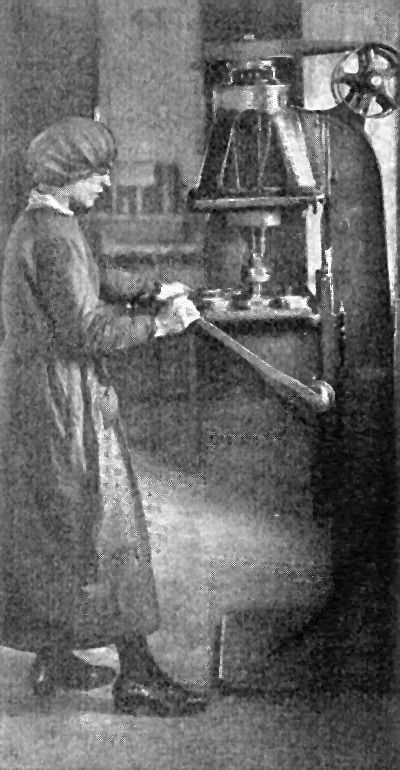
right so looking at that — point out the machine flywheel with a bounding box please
[331,42,399,119]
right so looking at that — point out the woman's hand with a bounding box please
[156,282,191,301]
[154,296,200,337]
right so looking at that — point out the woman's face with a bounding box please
[68,172,111,209]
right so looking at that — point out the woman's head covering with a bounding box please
[26,116,118,188]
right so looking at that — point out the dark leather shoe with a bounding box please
[113,674,209,717]
[31,650,117,696]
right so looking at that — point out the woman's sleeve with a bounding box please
[34,235,155,355]
[98,258,160,303]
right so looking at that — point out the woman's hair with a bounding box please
[26,116,118,188]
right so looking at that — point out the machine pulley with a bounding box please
[331,42,399,119]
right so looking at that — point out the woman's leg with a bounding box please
[113,634,209,717]
[31,631,117,697]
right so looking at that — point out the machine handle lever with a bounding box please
[310,378,335,409]
[196,319,335,415]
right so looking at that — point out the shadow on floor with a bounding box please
[0,642,397,770]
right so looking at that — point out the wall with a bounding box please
[15,0,97,135]
[0,0,98,336]
[98,0,203,189]
[0,0,98,226]
[199,0,301,45]
[0,1,19,245]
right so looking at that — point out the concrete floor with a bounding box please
[1,451,398,769]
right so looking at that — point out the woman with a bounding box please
[0,117,207,717]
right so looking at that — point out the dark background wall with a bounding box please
[4,0,98,220]
[199,0,301,44]
[14,0,98,135]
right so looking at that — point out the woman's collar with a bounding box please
[26,189,74,217]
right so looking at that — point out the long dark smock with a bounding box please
[0,118,161,651]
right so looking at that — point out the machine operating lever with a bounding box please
[196,319,335,415]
